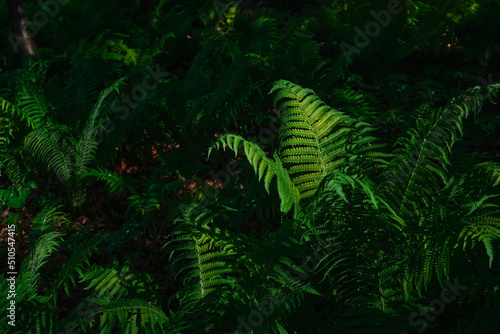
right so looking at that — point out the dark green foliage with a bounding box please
[2,1,500,333]
[23,77,124,208]
[209,80,500,332]
[210,80,387,216]
[0,209,168,334]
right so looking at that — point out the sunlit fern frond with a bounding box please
[271,80,382,198]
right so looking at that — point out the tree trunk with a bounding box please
[5,0,37,56]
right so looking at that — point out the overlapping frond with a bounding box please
[210,80,386,215]
[168,206,238,308]
[75,78,124,177]
[16,81,50,129]
[0,231,63,333]
[209,134,277,192]
[25,125,74,184]
[84,167,136,196]
[382,83,500,219]
[272,79,367,198]
[103,39,141,65]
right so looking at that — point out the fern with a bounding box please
[49,232,105,307]
[209,80,385,214]
[278,82,500,332]
[0,82,47,187]
[166,203,322,333]
[103,39,141,65]
[16,81,50,129]
[167,205,240,316]
[84,167,136,196]
[375,84,500,295]
[0,207,169,333]
[23,78,124,208]
[382,84,500,219]
[271,80,380,196]
[0,231,63,333]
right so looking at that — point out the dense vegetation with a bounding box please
[1,0,500,333]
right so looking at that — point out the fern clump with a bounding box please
[205,79,500,332]
[209,80,386,215]
[0,59,126,208]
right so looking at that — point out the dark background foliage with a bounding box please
[1,0,500,333]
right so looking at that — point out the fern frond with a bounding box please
[0,229,63,332]
[382,83,500,219]
[75,298,168,334]
[24,125,74,183]
[50,232,104,306]
[209,134,277,192]
[16,231,64,301]
[169,223,238,309]
[28,204,69,238]
[209,80,385,214]
[16,81,50,129]
[0,155,26,188]
[85,167,136,196]
[103,39,141,66]
[271,79,380,198]
[75,78,124,177]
